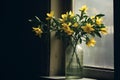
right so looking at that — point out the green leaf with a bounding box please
[83,15,88,18]
[79,38,82,44]
[76,14,81,20]
[87,18,93,23]
[86,37,90,43]
[81,32,86,36]
[95,14,105,18]
[100,24,106,28]
[76,13,83,20]
[73,17,77,22]
[94,31,102,38]
[90,32,95,37]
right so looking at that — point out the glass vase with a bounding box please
[65,43,83,79]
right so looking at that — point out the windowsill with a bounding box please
[41,66,114,80]
[41,76,97,80]
[83,66,114,80]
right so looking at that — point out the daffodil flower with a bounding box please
[86,38,96,47]
[59,13,68,23]
[32,27,43,36]
[73,22,79,27]
[46,11,54,20]
[62,13,68,19]
[79,5,88,13]
[100,27,108,35]
[61,14,68,19]
[30,5,108,47]
[90,16,95,19]
[90,16,95,22]
[81,23,94,33]
[96,17,103,25]
[62,23,71,27]
[62,23,74,35]
[69,11,74,18]
[66,29,74,35]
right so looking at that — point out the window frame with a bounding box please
[69,0,114,79]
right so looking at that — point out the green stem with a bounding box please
[73,40,82,69]
[66,38,82,70]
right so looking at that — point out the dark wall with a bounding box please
[114,0,120,80]
[1,0,50,80]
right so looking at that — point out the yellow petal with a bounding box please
[79,5,88,13]
[100,28,108,35]
[87,38,96,47]
[46,11,54,20]
[81,23,94,33]
[69,11,74,18]
[32,27,43,36]
[96,17,103,25]
[73,22,78,27]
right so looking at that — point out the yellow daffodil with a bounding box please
[62,13,68,19]
[46,11,54,20]
[90,16,95,22]
[62,23,74,35]
[73,22,79,27]
[66,29,74,35]
[79,5,88,13]
[59,13,68,23]
[61,14,67,19]
[62,23,72,27]
[86,38,96,47]
[100,27,108,35]
[81,23,94,33]
[59,18,64,23]
[32,27,43,36]
[69,11,74,18]
[90,16,95,19]
[96,17,103,25]
[62,24,71,32]
[30,5,108,48]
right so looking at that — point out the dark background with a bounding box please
[114,0,120,80]
[1,0,50,80]
[1,0,120,80]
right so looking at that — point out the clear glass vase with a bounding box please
[65,43,83,79]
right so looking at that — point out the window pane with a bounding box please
[73,0,114,69]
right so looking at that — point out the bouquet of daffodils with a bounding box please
[30,5,107,47]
